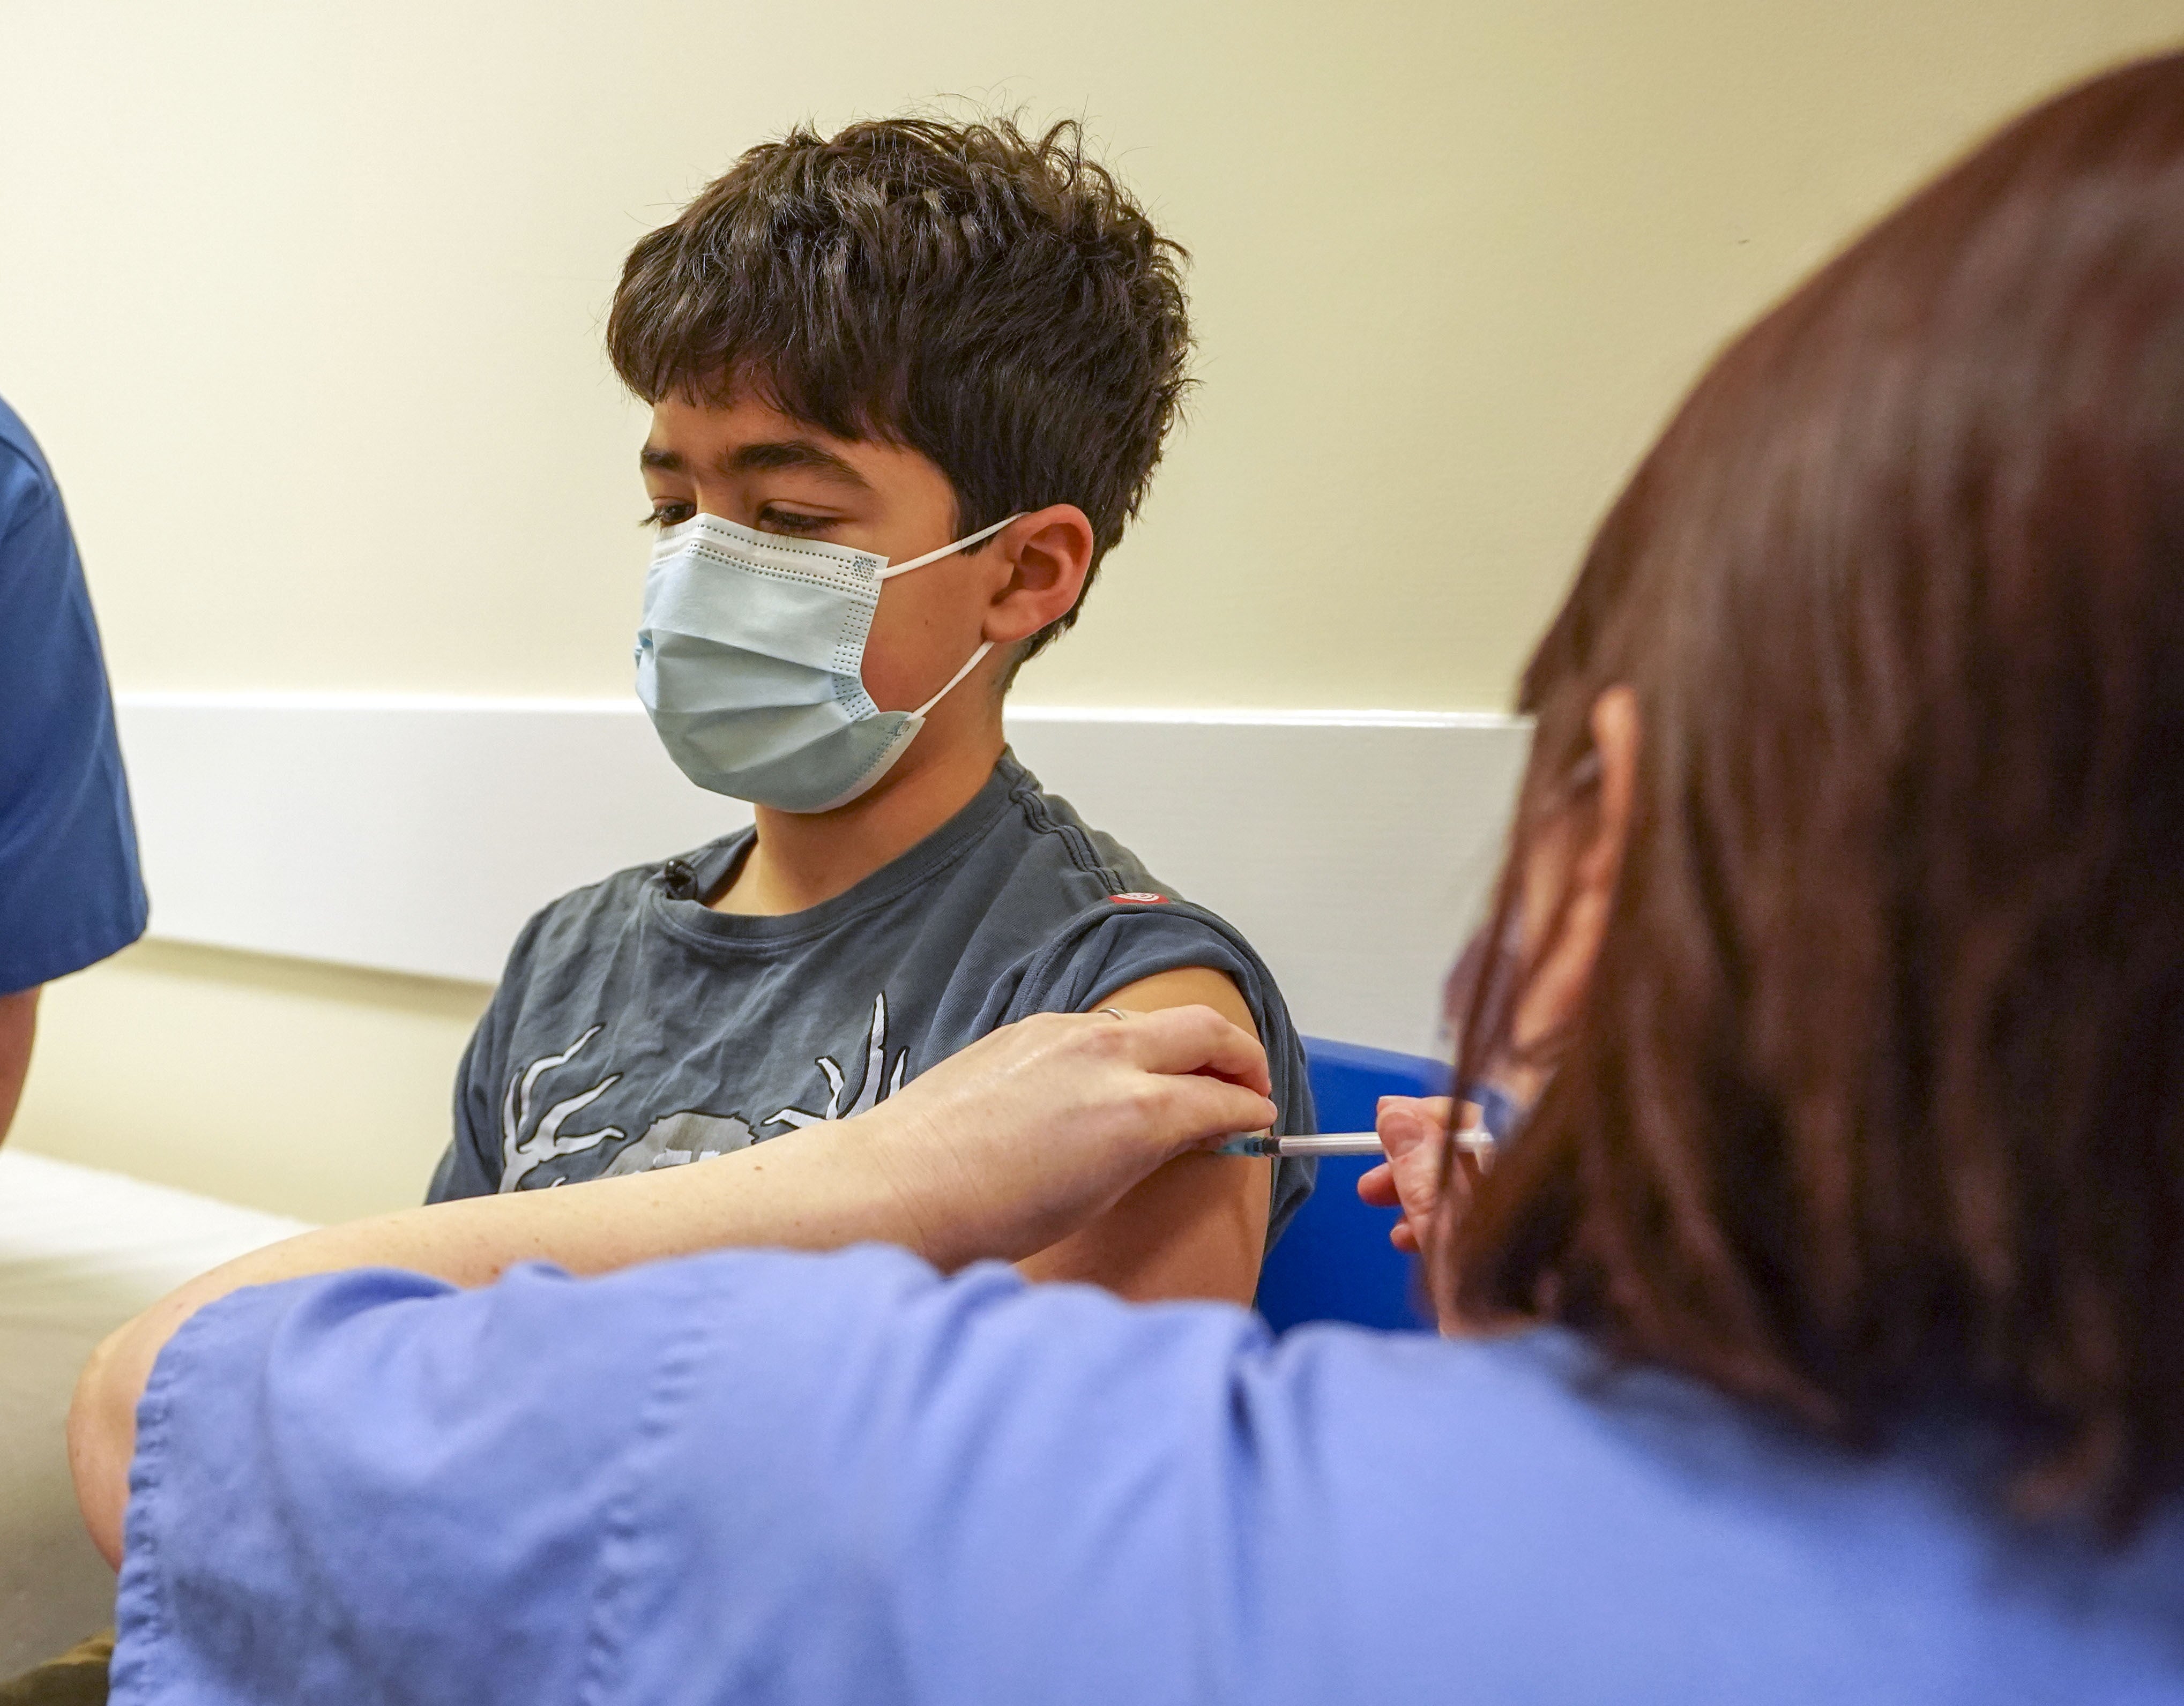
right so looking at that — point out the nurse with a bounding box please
[0,396,146,1145]
[70,49,2184,1704]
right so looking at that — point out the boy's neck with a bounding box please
[710,720,1008,917]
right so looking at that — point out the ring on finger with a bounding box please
[1097,1007,1129,1022]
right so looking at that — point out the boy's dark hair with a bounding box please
[607,114,1192,667]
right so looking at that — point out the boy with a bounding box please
[427,116,1312,1302]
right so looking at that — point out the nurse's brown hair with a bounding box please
[1452,50,2184,1531]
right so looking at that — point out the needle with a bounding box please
[1220,1128,1494,1159]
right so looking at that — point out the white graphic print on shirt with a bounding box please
[767,992,909,1128]
[499,1024,622,1191]
[496,994,907,1193]
[601,1108,757,1177]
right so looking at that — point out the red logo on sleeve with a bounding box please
[1110,892,1169,904]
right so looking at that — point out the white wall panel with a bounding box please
[115,695,1530,1057]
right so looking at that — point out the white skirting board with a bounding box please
[113,694,1531,1058]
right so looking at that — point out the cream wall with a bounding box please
[16,944,488,1225]
[4,1,2181,1218]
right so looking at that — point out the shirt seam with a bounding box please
[110,1300,209,1702]
[1002,767,1131,893]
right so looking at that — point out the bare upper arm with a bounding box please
[1013,966,1274,1306]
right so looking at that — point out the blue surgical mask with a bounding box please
[636,511,1019,812]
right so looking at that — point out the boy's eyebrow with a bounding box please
[721,439,873,489]
[637,437,873,490]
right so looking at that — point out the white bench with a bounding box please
[0,1151,309,1671]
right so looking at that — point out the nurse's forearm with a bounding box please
[69,1119,920,1564]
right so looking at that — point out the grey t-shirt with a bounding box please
[428,751,1315,1241]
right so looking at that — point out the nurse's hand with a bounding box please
[1357,1095,1473,1257]
[847,1005,1277,1272]
[1358,1095,1477,1333]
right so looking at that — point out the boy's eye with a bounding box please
[757,506,833,536]
[641,502,696,530]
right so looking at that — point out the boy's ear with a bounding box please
[982,505,1095,645]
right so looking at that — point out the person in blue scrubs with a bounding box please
[0,394,146,1143]
[65,51,2184,1706]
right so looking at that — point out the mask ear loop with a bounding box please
[875,513,1023,580]
[912,641,995,717]
[875,513,1021,715]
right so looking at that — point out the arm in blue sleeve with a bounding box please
[113,1245,1294,1706]
[0,451,145,990]
[114,1262,684,1704]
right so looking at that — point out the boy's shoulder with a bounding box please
[957,751,1174,910]
[508,750,1171,973]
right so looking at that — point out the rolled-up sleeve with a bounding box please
[992,899,1319,1239]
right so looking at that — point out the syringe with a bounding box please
[1220,1127,1495,1159]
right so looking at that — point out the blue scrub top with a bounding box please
[0,394,146,991]
[111,1243,2184,1704]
